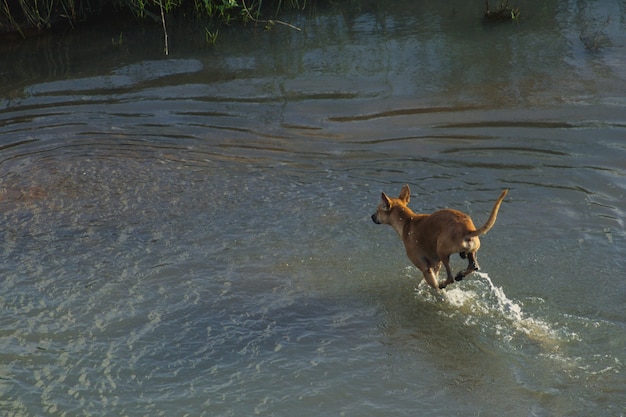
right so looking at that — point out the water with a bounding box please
[1,1,625,416]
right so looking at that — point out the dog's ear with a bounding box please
[399,184,410,204]
[381,192,392,210]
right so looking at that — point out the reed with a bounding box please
[122,0,303,54]
[1,0,62,36]
[0,0,308,37]
[483,0,520,22]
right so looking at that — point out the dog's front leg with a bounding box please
[420,267,441,290]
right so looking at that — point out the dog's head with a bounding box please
[371,184,411,224]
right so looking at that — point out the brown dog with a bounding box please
[371,185,508,290]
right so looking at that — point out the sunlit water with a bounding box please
[1,1,625,416]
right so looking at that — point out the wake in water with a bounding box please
[410,268,625,410]
[412,269,564,350]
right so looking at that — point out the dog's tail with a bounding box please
[466,189,508,238]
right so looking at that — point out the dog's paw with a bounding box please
[454,273,464,282]
[438,283,447,289]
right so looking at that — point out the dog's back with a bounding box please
[405,208,477,262]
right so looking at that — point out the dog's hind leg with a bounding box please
[469,252,480,271]
[455,252,480,281]
[440,256,456,289]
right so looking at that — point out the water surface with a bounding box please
[1,1,625,416]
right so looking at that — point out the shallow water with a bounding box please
[1,1,625,416]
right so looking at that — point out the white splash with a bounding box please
[479,272,563,350]
[477,272,524,322]
[413,269,563,350]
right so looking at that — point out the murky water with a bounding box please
[1,1,625,416]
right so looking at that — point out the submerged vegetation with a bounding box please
[0,0,306,39]
[2,0,524,53]
[483,0,519,22]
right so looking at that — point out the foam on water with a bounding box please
[412,269,565,351]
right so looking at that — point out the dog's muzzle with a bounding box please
[371,213,381,224]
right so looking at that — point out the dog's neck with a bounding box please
[389,205,421,237]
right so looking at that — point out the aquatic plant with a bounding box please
[0,0,110,36]
[134,0,302,54]
[483,0,520,22]
[0,0,304,38]
[111,30,123,46]
[204,26,218,45]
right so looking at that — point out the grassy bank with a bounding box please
[0,0,309,38]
